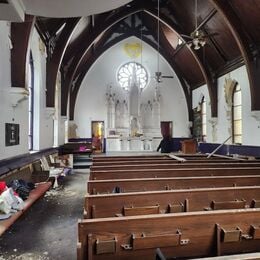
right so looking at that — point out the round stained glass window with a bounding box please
[117,62,148,90]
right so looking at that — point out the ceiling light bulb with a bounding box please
[193,38,199,45]
[178,38,183,45]
[193,40,200,50]
[195,30,200,37]
[200,39,206,46]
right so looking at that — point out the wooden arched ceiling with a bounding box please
[30,0,260,120]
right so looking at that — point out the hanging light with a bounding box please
[191,0,206,50]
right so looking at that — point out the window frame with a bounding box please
[117,62,148,90]
[28,51,34,151]
[201,97,207,142]
[232,84,242,144]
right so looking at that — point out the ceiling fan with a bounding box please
[180,0,218,50]
[153,0,174,83]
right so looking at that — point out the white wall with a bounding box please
[74,36,190,138]
[0,21,29,160]
[193,66,260,146]
[30,28,55,150]
[0,24,62,160]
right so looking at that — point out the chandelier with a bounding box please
[188,30,207,50]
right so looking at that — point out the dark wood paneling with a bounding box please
[11,15,35,88]
[229,0,260,45]
[174,47,204,85]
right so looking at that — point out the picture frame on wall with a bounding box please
[5,123,20,146]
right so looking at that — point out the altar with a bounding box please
[106,136,161,152]
[105,63,162,152]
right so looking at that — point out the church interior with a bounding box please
[1,0,260,259]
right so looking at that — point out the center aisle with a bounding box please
[0,169,89,260]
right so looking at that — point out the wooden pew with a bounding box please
[0,182,52,236]
[59,142,93,156]
[90,162,260,171]
[92,155,168,162]
[89,167,260,180]
[77,209,260,260]
[84,186,260,218]
[91,159,259,166]
[92,154,235,163]
[87,175,260,194]
[0,163,52,236]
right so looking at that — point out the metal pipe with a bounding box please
[207,136,232,158]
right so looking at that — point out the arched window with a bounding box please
[232,84,242,144]
[117,62,148,90]
[28,51,34,151]
[201,97,207,141]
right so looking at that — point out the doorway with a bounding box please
[160,121,173,137]
[91,121,104,153]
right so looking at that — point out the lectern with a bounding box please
[181,139,197,154]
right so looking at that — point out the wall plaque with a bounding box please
[5,123,19,146]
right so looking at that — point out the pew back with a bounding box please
[90,162,260,171]
[90,167,260,180]
[88,175,260,194]
[84,186,260,218]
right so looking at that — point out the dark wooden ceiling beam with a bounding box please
[46,18,80,108]
[61,3,144,117]
[144,7,218,117]
[11,15,35,88]
[210,0,260,111]
[197,9,217,31]
[69,33,128,119]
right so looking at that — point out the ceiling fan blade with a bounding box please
[203,32,219,38]
[180,34,193,40]
[161,75,174,78]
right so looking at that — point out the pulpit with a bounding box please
[181,139,197,154]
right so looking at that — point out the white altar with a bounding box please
[105,63,162,152]
[106,136,161,152]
